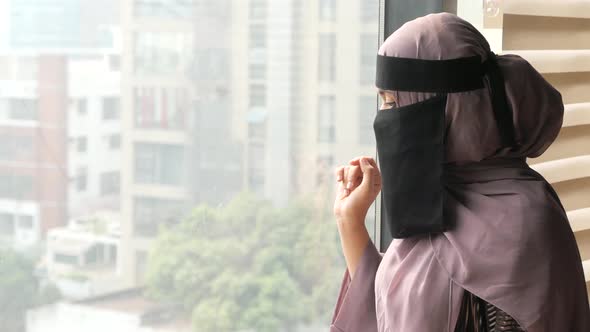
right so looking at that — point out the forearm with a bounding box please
[337,217,371,279]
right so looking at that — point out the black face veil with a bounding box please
[373,52,515,238]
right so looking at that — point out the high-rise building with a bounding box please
[120,0,381,285]
[0,55,68,250]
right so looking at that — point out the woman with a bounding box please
[331,13,590,332]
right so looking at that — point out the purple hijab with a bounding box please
[331,13,590,332]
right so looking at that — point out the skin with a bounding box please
[333,90,396,278]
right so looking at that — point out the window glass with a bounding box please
[0,1,382,330]
[102,97,120,120]
[318,33,336,82]
[134,87,188,129]
[318,95,336,143]
[134,143,184,186]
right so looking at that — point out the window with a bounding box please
[18,215,33,229]
[319,0,336,22]
[249,84,266,107]
[77,137,87,153]
[134,0,193,19]
[318,96,336,143]
[134,87,188,129]
[249,63,266,80]
[0,213,15,236]
[5,99,38,120]
[361,0,379,22]
[0,174,34,199]
[249,24,266,49]
[54,253,78,266]
[134,31,193,75]
[360,34,377,85]
[100,171,120,195]
[108,135,121,149]
[134,143,184,186]
[249,0,267,20]
[102,97,120,120]
[134,197,184,236]
[0,135,34,160]
[318,34,336,82]
[359,96,377,145]
[77,167,87,191]
[78,99,87,115]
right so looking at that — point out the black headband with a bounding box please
[375,52,516,146]
[375,54,485,93]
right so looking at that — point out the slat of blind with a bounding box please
[530,155,590,184]
[528,126,590,165]
[564,103,590,128]
[569,208,590,233]
[504,0,590,19]
[505,50,590,74]
[544,72,590,105]
[503,14,590,50]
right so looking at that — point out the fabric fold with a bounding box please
[330,240,383,332]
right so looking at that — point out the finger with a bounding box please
[335,166,344,182]
[358,157,375,190]
[346,165,362,190]
[350,156,378,169]
[336,180,347,199]
[342,166,350,191]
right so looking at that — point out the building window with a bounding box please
[108,135,121,149]
[360,0,378,23]
[102,97,120,120]
[18,215,33,229]
[318,34,336,82]
[0,213,15,236]
[249,84,266,107]
[54,253,78,266]
[249,63,265,80]
[100,171,120,196]
[360,34,377,85]
[0,175,34,199]
[134,197,184,237]
[249,24,266,49]
[2,99,38,121]
[319,0,336,22]
[318,96,336,143]
[134,143,184,186]
[134,31,193,76]
[359,96,377,145]
[249,0,267,19]
[134,0,193,19]
[77,167,87,191]
[78,99,87,115]
[134,87,188,130]
[77,137,87,153]
[0,135,34,161]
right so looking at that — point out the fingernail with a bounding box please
[346,182,352,189]
[337,175,342,181]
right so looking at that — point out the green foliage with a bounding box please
[146,192,345,331]
[0,249,61,332]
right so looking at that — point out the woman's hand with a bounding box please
[333,156,382,226]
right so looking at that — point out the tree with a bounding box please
[0,249,61,332]
[146,192,345,331]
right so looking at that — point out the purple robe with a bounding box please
[331,13,590,332]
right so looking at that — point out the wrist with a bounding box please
[336,215,367,232]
